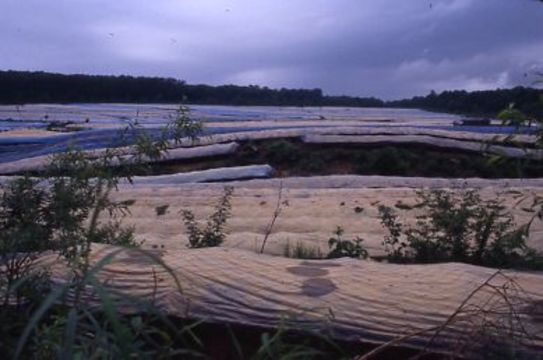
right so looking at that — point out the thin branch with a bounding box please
[260,181,284,254]
[357,270,503,360]
[419,270,502,356]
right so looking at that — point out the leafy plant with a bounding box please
[130,103,202,163]
[378,189,543,269]
[0,102,205,358]
[87,221,141,247]
[0,177,52,354]
[497,103,527,128]
[327,226,368,259]
[182,186,234,248]
[43,148,143,278]
[378,205,405,262]
[155,204,170,216]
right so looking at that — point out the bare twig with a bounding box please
[356,270,535,360]
[422,270,502,351]
[260,181,285,254]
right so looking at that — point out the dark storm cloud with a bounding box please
[1,0,542,99]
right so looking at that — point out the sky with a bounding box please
[1,0,542,100]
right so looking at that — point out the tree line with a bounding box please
[0,70,382,107]
[389,87,543,119]
[0,70,541,118]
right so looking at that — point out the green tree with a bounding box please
[497,103,527,128]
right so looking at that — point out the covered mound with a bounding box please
[106,177,543,257]
[0,126,541,174]
[37,243,543,358]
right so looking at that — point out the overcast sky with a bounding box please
[1,0,542,99]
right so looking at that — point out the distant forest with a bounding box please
[389,87,543,119]
[0,70,382,107]
[0,70,541,117]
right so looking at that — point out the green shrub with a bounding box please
[358,149,376,174]
[378,189,543,269]
[264,140,301,164]
[0,103,206,358]
[0,176,52,354]
[355,147,414,175]
[44,149,142,271]
[155,204,169,216]
[497,104,527,127]
[0,176,53,254]
[298,153,326,173]
[87,221,141,247]
[327,226,368,259]
[182,186,234,248]
[0,160,142,356]
[372,147,411,175]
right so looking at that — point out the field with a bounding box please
[1,104,543,358]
